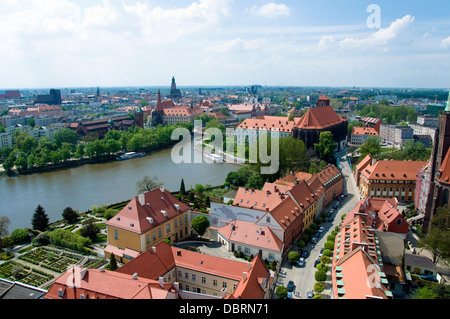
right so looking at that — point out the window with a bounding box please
[396,218,402,226]
[179,217,183,225]
[158,228,162,237]
[175,220,178,228]
[202,277,206,284]
[185,285,189,291]
[114,230,118,240]
[245,247,250,254]
[166,224,171,233]
[153,231,156,240]
[213,280,217,286]
[146,234,150,244]
[222,282,227,289]
[268,253,275,260]
[185,272,189,280]
[192,274,196,281]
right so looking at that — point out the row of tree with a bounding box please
[1,122,194,174]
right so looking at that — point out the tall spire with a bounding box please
[446,90,450,112]
[157,89,162,103]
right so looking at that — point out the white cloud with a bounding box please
[204,37,266,53]
[339,15,415,51]
[441,36,450,49]
[250,3,290,18]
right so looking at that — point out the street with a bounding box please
[275,157,361,299]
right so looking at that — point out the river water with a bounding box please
[0,143,239,231]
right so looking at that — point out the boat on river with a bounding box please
[116,152,145,161]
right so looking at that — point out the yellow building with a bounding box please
[355,155,427,201]
[105,187,191,263]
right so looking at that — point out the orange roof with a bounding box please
[269,196,303,230]
[163,106,203,117]
[352,126,378,136]
[332,247,389,299]
[230,255,271,299]
[106,187,190,234]
[237,116,301,133]
[438,148,450,184]
[274,171,312,187]
[356,154,372,173]
[361,159,427,181]
[44,266,174,299]
[218,220,284,252]
[294,105,347,130]
[233,184,287,211]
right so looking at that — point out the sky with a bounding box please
[0,0,450,89]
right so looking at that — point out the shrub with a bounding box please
[305,228,314,236]
[324,241,335,251]
[317,263,329,273]
[315,270,327,282]
[275,285,288,299]
[323,249,333,257]
[47,228,92,254]
[313,294,323,299]
[297,241,306,248]
[288,251,300,264]
[314,282,325,293]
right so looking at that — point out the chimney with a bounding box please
[132,273,138,280]
[371,157,377,166]
[173,282,179,291]
[242,272,248,282]
[99,265,105,272]
[160,186,165,192]
[159,276,164,289]
[174,204,180,210]
[138,194,145,206]
[80,268,87,280]
[146,217,153,224]
[152,246,156,254]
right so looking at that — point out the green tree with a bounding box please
[314,282,325,293]
[314,131,336,161]
[275,285,288,299]
[53,129,78,147]
[179,179,186,196]
[10,228,30,245]
[245,173,265,190]
[80,220,100,241]
[288,251,300,264]
[108,253,118,271]
[359,136,382,160]
[315,270,327,282]
[62,207,79,224]
[31,205,50,232]
[192,215,209,237]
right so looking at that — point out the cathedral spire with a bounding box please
[445,90,450,112]
[157,89,162,103]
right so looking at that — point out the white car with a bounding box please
[318,226,324,233]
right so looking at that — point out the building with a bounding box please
[235,116,301,146]
[344,197,409,237]
[69,115,139,138]
[360,117,383,133]
[0,133,13,149]
[0,278,46,299]
[423,91,450,232]
[379,124,414,149]
[313,164,344,207]
[292,95,348,150]
[355,155,427,201]
[162,105,204,125]
[115,241,273,299]
[217,220,284,263]
[105,187,191,263]
[34,89,62,105]
[350,127,379,145]
[416,115,438,127]
[168,76,182,99]
[0,90,21,100]
[43,265,178,299]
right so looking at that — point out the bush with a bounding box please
[323,249,333,257]
[275,285,288,299]
[324,241,335,251]
[297,241,305,249]
[315,270,327,282]
[47,228,92,254]
[317,263,329,273]
[314,282,325,293]
[305,228,314,236]
[312,294,323,299]
[288,251,300,264]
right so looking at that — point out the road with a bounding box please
[275,157,361,299]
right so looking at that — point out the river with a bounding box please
[0,143,240,231]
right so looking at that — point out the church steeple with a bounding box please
[445,90,450,112]
[157,89,162,103]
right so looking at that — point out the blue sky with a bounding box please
[0,0,449,89]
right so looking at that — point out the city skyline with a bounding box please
[1,0,450,89]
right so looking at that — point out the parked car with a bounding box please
[297,257,305,267]
[307,291,314,299]
[318,226,325,233]
[314,231,320,238]
[287,281,295,292]
[327,217,333,222]
[314,259,321,267]
[301,250,310,258]
[311,237,318,244]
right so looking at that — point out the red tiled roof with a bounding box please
[360,159,427,181]
[294,105,347,130]
[44,266,174,299]
[105,187,190,234]
[438,148,450,184]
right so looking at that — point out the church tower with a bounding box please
[424,90,450,233]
